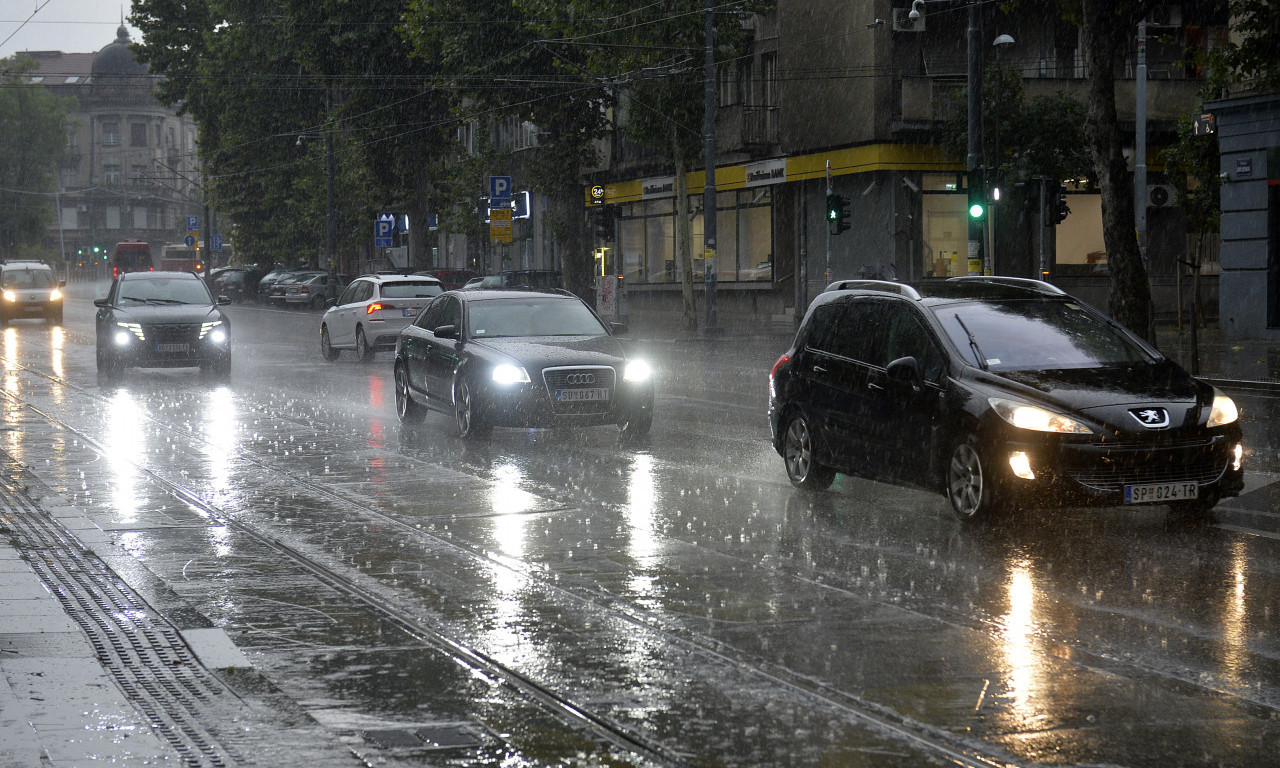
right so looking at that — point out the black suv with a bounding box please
[768,277,1245,520]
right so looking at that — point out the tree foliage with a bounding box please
[1220,0,1280,92]
[0,57,71,259]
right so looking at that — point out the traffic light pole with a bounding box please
[966,0,985,276]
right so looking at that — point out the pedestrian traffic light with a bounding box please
[826,193,851,235]
[1052,182,1070,224]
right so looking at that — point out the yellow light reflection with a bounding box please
[105,389,146,523]
[1221,540,1249,682]
[3,327,18,393]
[1000,560,1045,723]
[50,326,64,380]
[489,462,537,517]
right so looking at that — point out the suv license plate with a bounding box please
[555,388,609,403]
[1124,482,1198,504]
[155,342,189,353]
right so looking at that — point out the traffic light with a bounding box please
[967,170,985,221]
[826,193,850,235]
[1052,182,1070,224]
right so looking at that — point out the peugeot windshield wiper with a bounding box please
[954,314,989,371]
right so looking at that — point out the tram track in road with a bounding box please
[0,342,1033,767]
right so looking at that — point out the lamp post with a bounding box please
[966,0,985,276]
[297,132,336,271]
[991,34,1015,275]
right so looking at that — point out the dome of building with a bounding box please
[91,25,147,80]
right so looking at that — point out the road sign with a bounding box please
[187,215,198,231]
[210,234,223,252]
[489,207,512,243]
[489,175,512,203]
[184,234,196,247]
[375,214,395,248]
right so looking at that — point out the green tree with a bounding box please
[1220,0,1280,91]
[0,58,71,259]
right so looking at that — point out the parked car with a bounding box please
[460,270,563,290]
[0,260,64,325]
[393,288,654,439]
[93,270,231,378]
[255,266,311,301]
[320,274,444,362]
[211,268,251,302]
[285,273,350,310]
[768,277,1245,521]
[265,270,325,307]
[416,269,479,291]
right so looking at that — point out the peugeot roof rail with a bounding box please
[823,279,922,300]
[946,275,1066,295]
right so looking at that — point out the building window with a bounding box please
[717,63,741,107]
[59,165,77,189]
[165,127,175,148]
[106,206,121,229]
[514,120,538,151]
[103,164,121,185]
[187,130,196,151]
[457,121,476,155]
[102,122,120,146]
[131,123,148,147]
[131,164,148,185]
[133,207,148,229]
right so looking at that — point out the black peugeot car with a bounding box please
[393,288,654,439]
[94,271,232,378]
[769,277,1245,520]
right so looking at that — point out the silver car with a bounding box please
[320,274,443,362]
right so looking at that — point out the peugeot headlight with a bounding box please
[199,320,223,340]
[115,321,145,341]
[492,364,530,384]
[2,290,14,303]
[990,397,1092,434]
[623,359,652,383]
[1207,388,1239,427]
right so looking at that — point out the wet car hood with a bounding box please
[110,303,224,324]
[470,334,629,370]
[971,359,1214,431]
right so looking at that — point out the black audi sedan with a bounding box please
[393,288,654,439]
[94,271,232,378]
[769,277,1244,521]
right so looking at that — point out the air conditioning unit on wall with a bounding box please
[1147,184,1176,208]
[892,8,925,32]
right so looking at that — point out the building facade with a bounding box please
[21,26,202,277]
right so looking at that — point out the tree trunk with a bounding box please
[1080,0,1155,344]
[671,125,698,331]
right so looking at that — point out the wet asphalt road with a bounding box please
[2,281,1279,767]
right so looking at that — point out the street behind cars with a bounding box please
[93,270,232,378]
[320,274,444,361]
[768,277,1244,521]
[393,288,654,439]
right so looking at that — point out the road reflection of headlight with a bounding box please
[624,359,652,382]
[492,364,529,384]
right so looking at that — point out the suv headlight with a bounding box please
[115,321,145,341]
[989,397,1092,434]
[199,320,224,340]
[1207,388,1239,427]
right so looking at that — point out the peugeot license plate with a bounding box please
[1124,482,1198,504]
[155,342,189,353]
[555,388,609,402]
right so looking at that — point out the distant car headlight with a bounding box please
[989,397,1092,434]
[1207,389,1239,427]
[115,321,145,341]
[623,359,652,382]
[2,290,14,303]
[492,364,530,384]
[49,288,62,301]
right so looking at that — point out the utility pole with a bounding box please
[1135,19,1148,266]
[967,0,985,275]
[702,0,719,331]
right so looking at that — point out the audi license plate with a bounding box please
[1124,482,1198,504]
[154,342,189,353]
[555,388,609,403]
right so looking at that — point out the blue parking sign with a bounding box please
[375,214,395,247]
[489,175,512,203]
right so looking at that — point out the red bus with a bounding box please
[159,244,204,274]
[111,240,153,278]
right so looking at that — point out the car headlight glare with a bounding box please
[491,364,530,384]
[115,321,145,341]
[208,329,227,344]
[49,288,62,301]
[199,320,223,339]
[990,397,1092,434]
[623,359,652,382]
[113,330,132,346]
[2,290,14,303]
[1207,390,1239,427]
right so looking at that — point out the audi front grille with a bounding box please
[542,365,616,415]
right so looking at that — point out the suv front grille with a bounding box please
[144,323,200,344]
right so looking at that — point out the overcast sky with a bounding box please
[1,1,140,59]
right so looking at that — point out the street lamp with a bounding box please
[990,34,1015,275]
[298,132,336,271]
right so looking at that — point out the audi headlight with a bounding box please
[49,288,62,301]
[1207,388,1239,427]
[492,364,530,384]
[2,290,14,303]
[115,321,145,341]
[623,359,652,383]
[990,397,1092,434]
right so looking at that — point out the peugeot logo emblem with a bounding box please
[565,373,596,385]
[1129,407,1170,429]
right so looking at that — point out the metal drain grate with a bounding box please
[363,722,489,751]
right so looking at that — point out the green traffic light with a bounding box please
[969,202,985,219]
